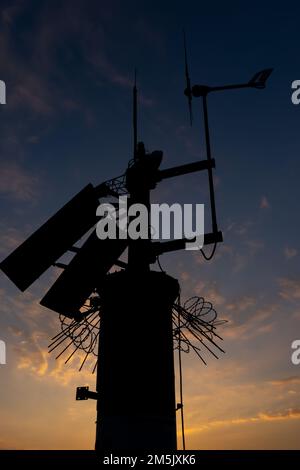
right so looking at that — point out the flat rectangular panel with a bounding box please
[0,184,99,291]
[40,231,128,318]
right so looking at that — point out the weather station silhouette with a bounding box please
[0,36,273,451]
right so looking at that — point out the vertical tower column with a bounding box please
[95,270,179,451]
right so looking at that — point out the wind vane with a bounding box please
[0,35,272,451]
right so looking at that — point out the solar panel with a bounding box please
[0,184,100,291]
[40,231,128,318]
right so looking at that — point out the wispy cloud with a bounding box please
[269,376,300,386]
[194,280,226,307]
[16,340,95,386]
[88,50,154,107]
[11,80,53,116]
[278,278,300,301]
[184,408,300,435]
[223,304,277,340]
[0,225,24,255]
[226,296,256,313]
[284,247,298,260]
[260,195,270,209]
[89,53,133,88]
[225,220,253,236]
[0,285,96,386]
[0,162,38,201]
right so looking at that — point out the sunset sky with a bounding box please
[1,0,300,450]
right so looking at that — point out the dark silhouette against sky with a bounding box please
[0,0,300,450]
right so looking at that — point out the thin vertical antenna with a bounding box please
[133,69,138,160]
[183,30,193,126]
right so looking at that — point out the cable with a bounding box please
[156,256,164,272]
[171,294,226,448]
[200,241,217,261]
[177,294,186,450]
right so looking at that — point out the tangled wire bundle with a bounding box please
[172,296,227,365]
[48,295,226,371]
[48,299,100,373]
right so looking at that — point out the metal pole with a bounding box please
[202,94,218,234]
[133,69,138,161]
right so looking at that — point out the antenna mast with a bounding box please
[183,30,193,126]
[133,69,138,160]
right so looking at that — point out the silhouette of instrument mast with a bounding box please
[0,42,272,450]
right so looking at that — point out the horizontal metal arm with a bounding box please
[209,83,251,93]
[76,386,98,401]
[151,230,223,257]
[157,159,215,181]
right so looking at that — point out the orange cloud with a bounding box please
[223,304,276,341]
[270,376,300,386]
[182,408,300,436]
[13,330,97,386]
[278,278,300,300]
